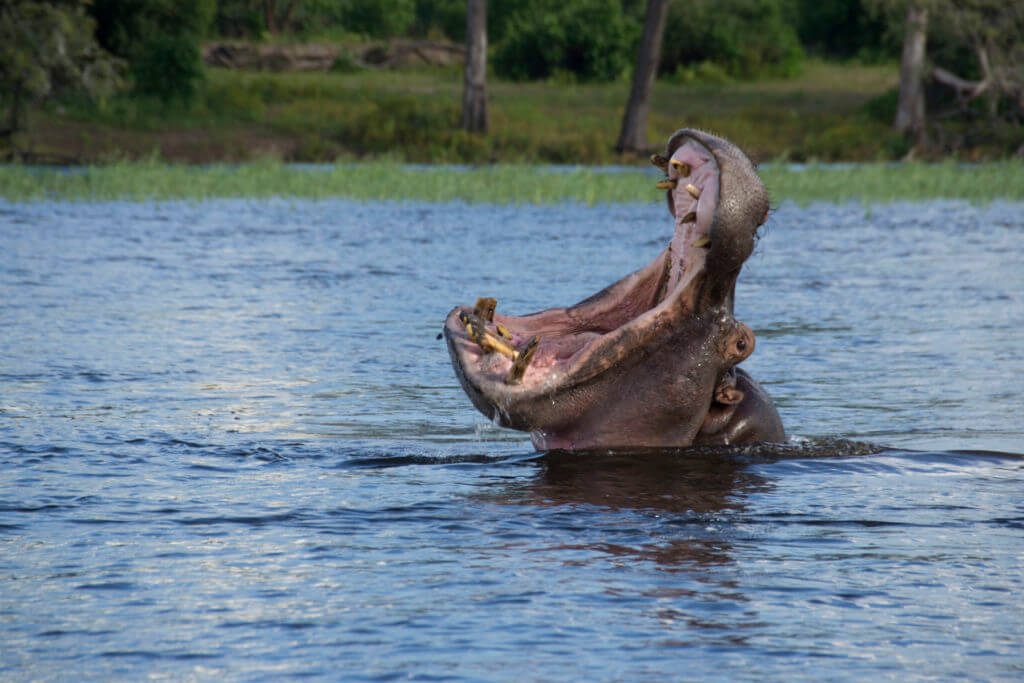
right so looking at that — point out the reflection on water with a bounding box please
[522,449,765,514]
[1,197,1023,679]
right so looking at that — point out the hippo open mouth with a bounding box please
[443,129,784,451]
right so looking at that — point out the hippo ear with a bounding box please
[715,385,745,405]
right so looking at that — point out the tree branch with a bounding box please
[931,66,990,100]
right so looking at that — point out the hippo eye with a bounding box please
[736,338,748,353]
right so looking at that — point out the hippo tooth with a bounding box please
[685,183,701,199]
[650,154,670,172]
[656,178,677,190]
[670,159,691,176]
[496,323,512,339]
[681,211,697,223]
[460,310,518,359]
[692,236,711,248]
[473,297,497,322]
[505,335,539,385]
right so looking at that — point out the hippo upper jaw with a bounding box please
[444,130,769,450]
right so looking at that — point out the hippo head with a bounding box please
[443,129,781,450]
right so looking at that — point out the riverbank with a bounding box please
[17,60,933,165]
[3,160,1022,203]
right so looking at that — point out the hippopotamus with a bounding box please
[443,129,785,450]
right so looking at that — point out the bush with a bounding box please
[794,0,894,61]
[92,0,214,104]
[212,0,263,38]
[130,34,205,103]
[659,0,804,79]
[329,94,460,155]
[411,0,466,42]
[340,0,414,38]
[863,88,898,123]
[493,0,639,82]
[667,61,734,86]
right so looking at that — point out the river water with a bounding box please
[1,196,1022,680]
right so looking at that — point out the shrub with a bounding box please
[659,0,804,79]
[329,94,460,155]
[794,0,893,61]
[340,0,414,38]
[91,0,214,104]
[412,0,466,42]
[493,0,639,82]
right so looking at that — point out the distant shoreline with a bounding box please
[9,59,1021,167]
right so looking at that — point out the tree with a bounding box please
[0,0,120,158]
[262,0,299,34]
[462,0,487,133]
[878,0,1024,148]
[927,1,1024,121]
[616,0,670,154]
[894,5,927,142]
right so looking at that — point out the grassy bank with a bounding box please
[2,159,1022,203]
[20,60,949,165]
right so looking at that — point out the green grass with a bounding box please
[2,159,1022,203]
[20,58,1024,165]
[23,59,943,165]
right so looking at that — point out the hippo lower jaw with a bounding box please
[444,129,782,450]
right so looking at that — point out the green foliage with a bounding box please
[411,0,466,41]
[41,60,1023,164]
[794,0,894,61]
[493,0,639,82]
[131,34,205,103]
[212,0,263,38]
[340,0,415,38]
[329,51,362,74]
[326,93,459,153]
[666,61,734,86]
[871,0,1024,129]
[91,0,214,104]
[863,88,898,123]
[659,0,804,79]
[0,0,120,141]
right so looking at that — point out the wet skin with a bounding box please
[444,129,785,450]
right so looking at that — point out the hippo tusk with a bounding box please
[650,154,670,173]
[685,183,701,199]
[505,336,539,385]
[473,297,497,322]
[681,211,697,224]
[692,236,711,248]
[459,310,519,359]
[670,159,691,176]
[656,178,678,190]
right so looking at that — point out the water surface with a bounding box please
[1,197,1022,679]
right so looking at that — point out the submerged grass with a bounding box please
[2,159,1022,204]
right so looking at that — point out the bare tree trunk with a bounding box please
[462,0,487,133]
[280,0,298,33]
[263,0,277,34]
[894,5,928,143]
[616,0,670,154]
